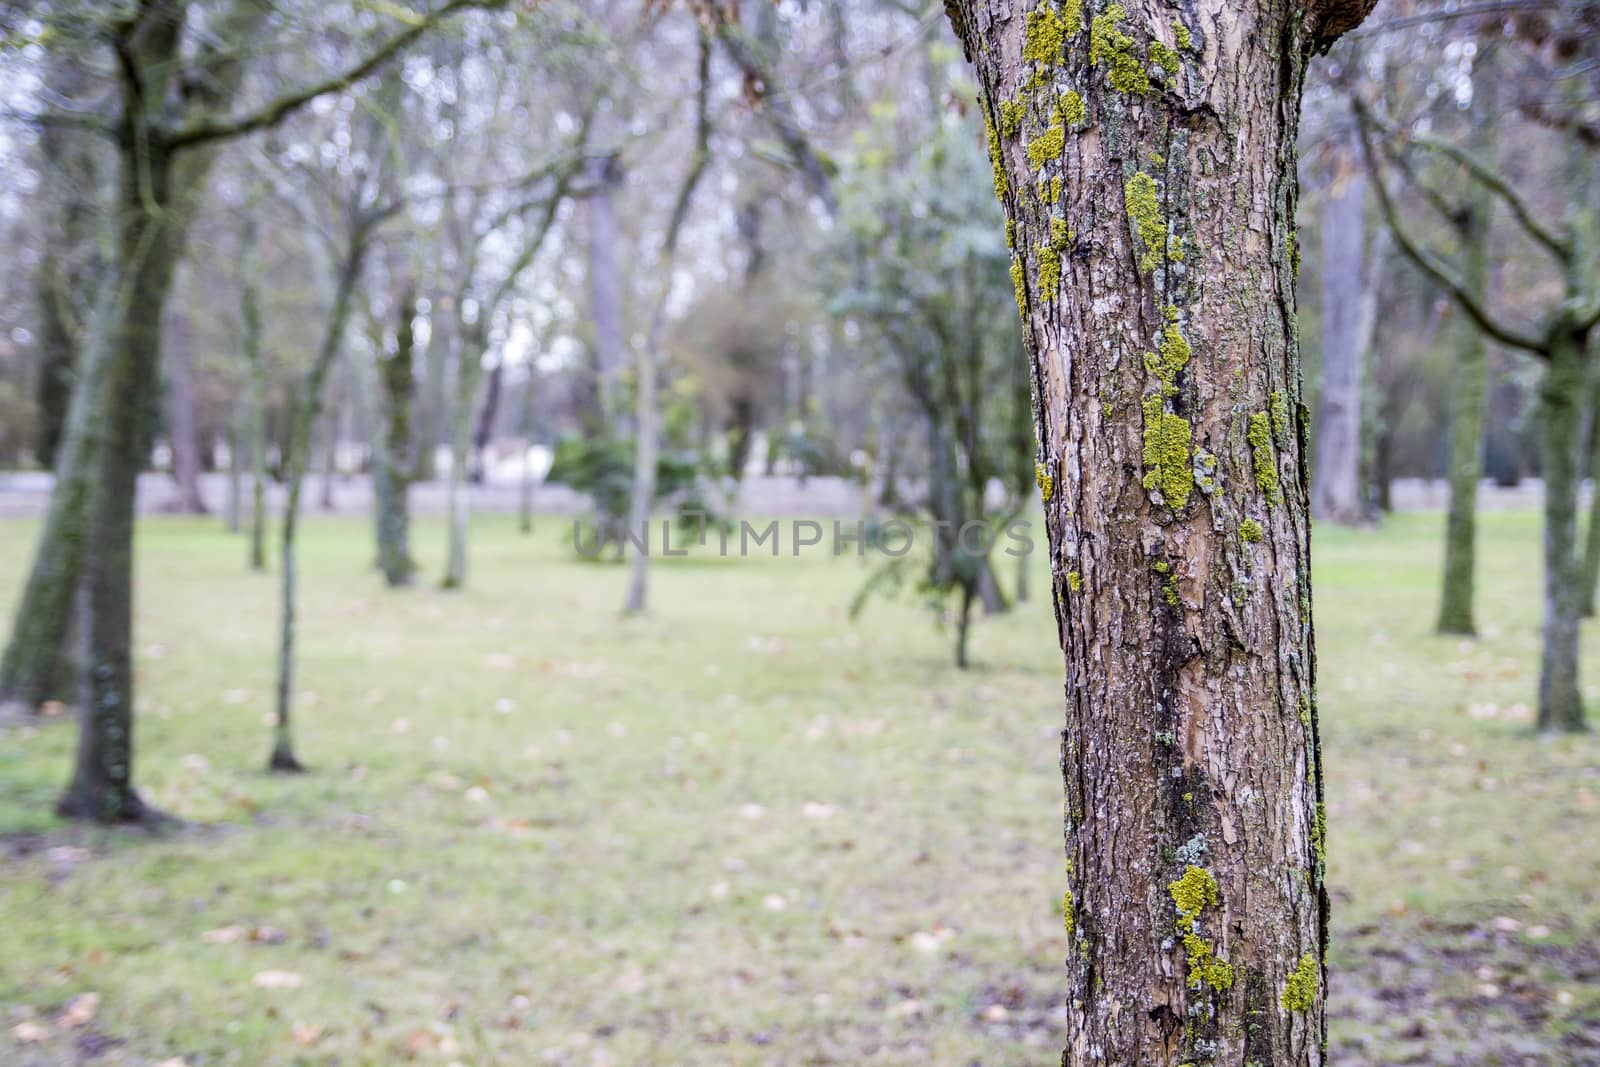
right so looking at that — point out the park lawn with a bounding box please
[0,508,1597,1065]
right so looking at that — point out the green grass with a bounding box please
[0,509,1597,1065]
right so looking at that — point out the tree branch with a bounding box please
[707,3,837,215]
[1368,108,1570,262]
[1356,101,1548,355]
[166,0,505,151]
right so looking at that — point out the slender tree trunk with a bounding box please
[1435,69,1496,635]
[1435,189,1492,635]
[318,400,339,511]
[1537,330,1587,733]
[585,154,626,435]
[33,248,80,472]
[413,313,445,483]
[226,403,244,533]
[945,0,1372,1058]
[165,305,209,514]
[954,581,973,669]
[241,214,270,572]
[471,360,503,483]
[623,35,711,615]
[622,341,657,614]
[1580,360,1600,616]
[377,288,418,586]
[519,372,537,534]
[272,231,369,772]
[441,333,485,590]
[1313,132,1367,524]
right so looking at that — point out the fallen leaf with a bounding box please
[55,992,99,1028]
[288,1021,323,1047]
[252,971,303,990]
[12,1020,49,1043]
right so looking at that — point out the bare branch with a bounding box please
[1367,108,1570,262]
[166,0,505,151]
[1346,0,1559,38]
[707,4,837,215]
[1355,100,1548,355]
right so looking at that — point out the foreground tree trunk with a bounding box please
[946,0,1374,1060]
[1312,131,1368,524]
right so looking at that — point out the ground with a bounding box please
[0,509,1597,1066]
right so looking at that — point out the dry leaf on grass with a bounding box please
[252,971,303,990]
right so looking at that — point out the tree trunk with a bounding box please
[441,332,485,590]
[622,339,657,615]
[165,305,209,514]
[1580,362,1600,616]
[519,372,537,534]
[1435,174,1493,635]
[954,581,973,670]
[33,248,80,472]
[58,142,184,821]
[945,0,1371,1059]
[240,213,270,572]
[0,288,115,714]
[272,230,368,772]
[585,153,626,434]
[318,398,339,511]
[471,360,503,483]
[226,404,244,533]
[1312,132,1366,524]
[1435,66,1496,635]
[413,312,446,483]
[377,288,418,586]
[1537,330,1587,733]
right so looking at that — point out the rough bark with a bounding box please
[1312,133,1367,524]
[944,0,1373,1059]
